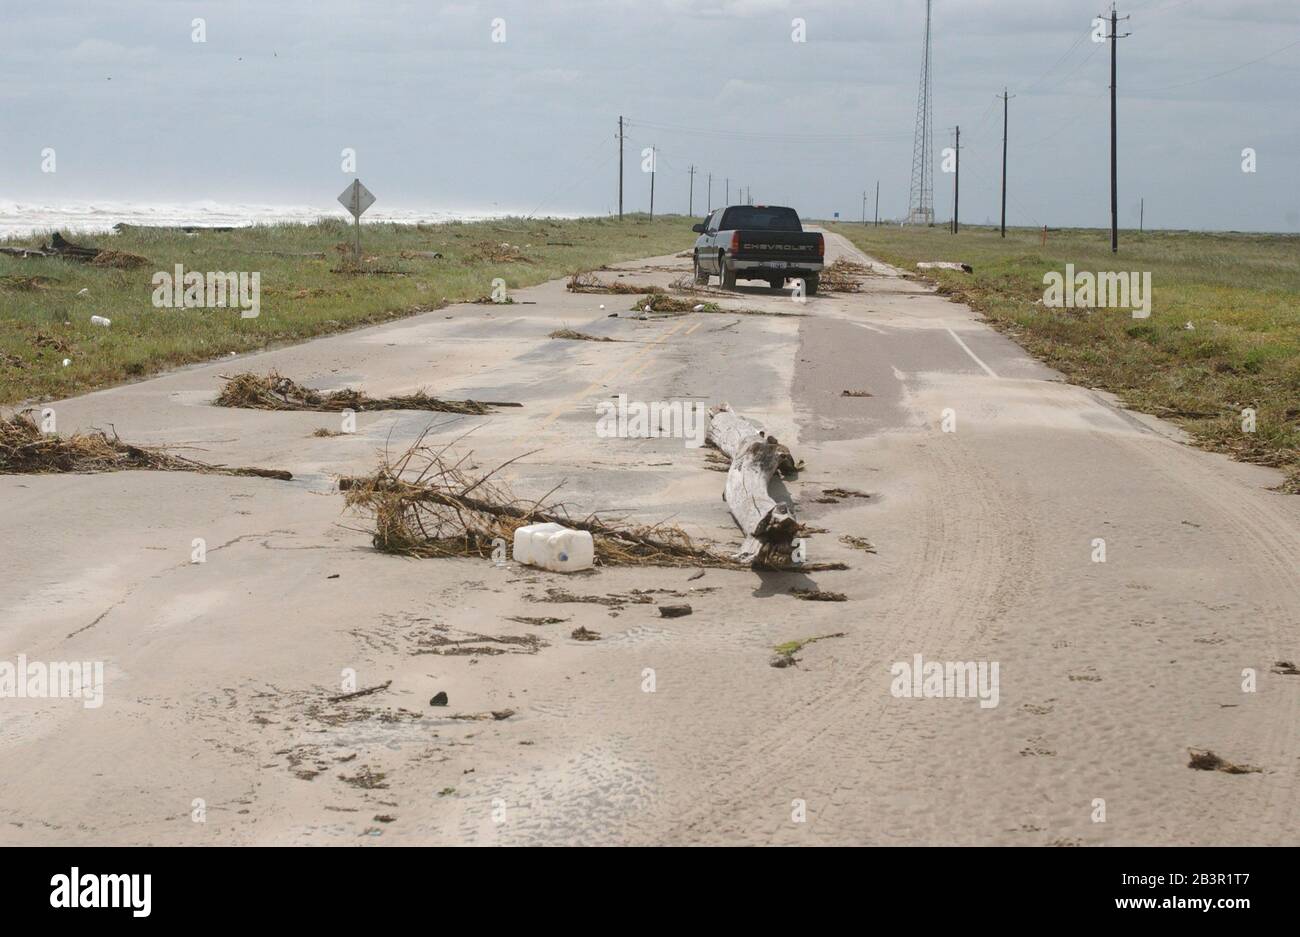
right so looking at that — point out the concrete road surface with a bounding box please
[2,232,1297,845]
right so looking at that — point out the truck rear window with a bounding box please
[720,207,802,232]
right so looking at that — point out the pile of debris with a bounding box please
[0,233,149,269]
[467,240,532,264]
[566,273,664,295]
[818,258,876,293]
[0,411,291,479]
[214,371,520,415]
[343,429,740,568]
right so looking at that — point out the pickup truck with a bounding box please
[691,205,824,293]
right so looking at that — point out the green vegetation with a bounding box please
[0,214,694,405]
[772,631,846,664]
[828,223,1300,491]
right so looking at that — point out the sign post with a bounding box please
[337,179,376,268]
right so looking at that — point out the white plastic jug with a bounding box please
[512,522,594,573]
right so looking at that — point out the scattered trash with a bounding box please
[468,240,531,264]
[62,358,71,367]
[412,630,545,657]
[917,261,973,273]
[841,389,872,397]
[505,615,569,626]
[818,258,876,292]
[344,429,741,567]
[90,315,111,327]
[1184,321,1195,330]
[571,626,602,641]
[339,767,389,789]
[449,709,516,721]
[429,691,448,707]
[658,603,692,618]
[770,632,847,668]
[566,272,664,294]
[215,370,520,414]
[633,294,720,314]
[89,249,151,270]
[0,275,58,291]
[1187,749,1262,774]
[790,587,847,602]
[327,679,392,703]
[823,487,871,500]
[533,587,653,608]
[513,522,595,573]
[0,411,292,479]
[548,328,617,342]
[687,569,705,581]
[839,535,877,554]
[1271,660,1299,675]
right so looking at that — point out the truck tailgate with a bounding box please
[733,230,823,263]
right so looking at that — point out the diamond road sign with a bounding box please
[337,179,376,219]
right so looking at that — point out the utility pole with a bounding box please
[1140,197,1144,233]
[618,116,624,220]
[725,178,730,205]
[951,126,961,234]
[649,145,656,220]
[862,190,867,225]
[688,165,696,216]
[874,180,880,226]
[1000,89,1014,238]
[1104,4,1131,253]
[707,173,712,212]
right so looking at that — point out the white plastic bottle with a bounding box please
[512,522,595,573]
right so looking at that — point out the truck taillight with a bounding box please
[730,231,741,253]
[817,236,825,257]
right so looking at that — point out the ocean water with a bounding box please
[0,200,552,240]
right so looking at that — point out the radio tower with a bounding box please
[907,0,935,225]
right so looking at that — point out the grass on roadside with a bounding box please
[828,223,1300,491]
[0,214,694,406]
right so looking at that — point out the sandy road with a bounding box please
[1,232,1297,845]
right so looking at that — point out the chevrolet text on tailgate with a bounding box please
[691,205,825,294]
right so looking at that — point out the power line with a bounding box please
[1020,27,1093,94]
[1128,35,1300,94]
[621,116,909,143]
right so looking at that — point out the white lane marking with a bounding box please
[945,326,999,379]
[853,321,889,335]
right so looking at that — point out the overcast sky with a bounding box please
[2,0,1297,231]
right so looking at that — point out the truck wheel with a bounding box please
[719,253,736,289]
[693,252,708,285]
[768,276,785,291]
[803,274,820,296]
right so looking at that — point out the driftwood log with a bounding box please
[706,404,799,567]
